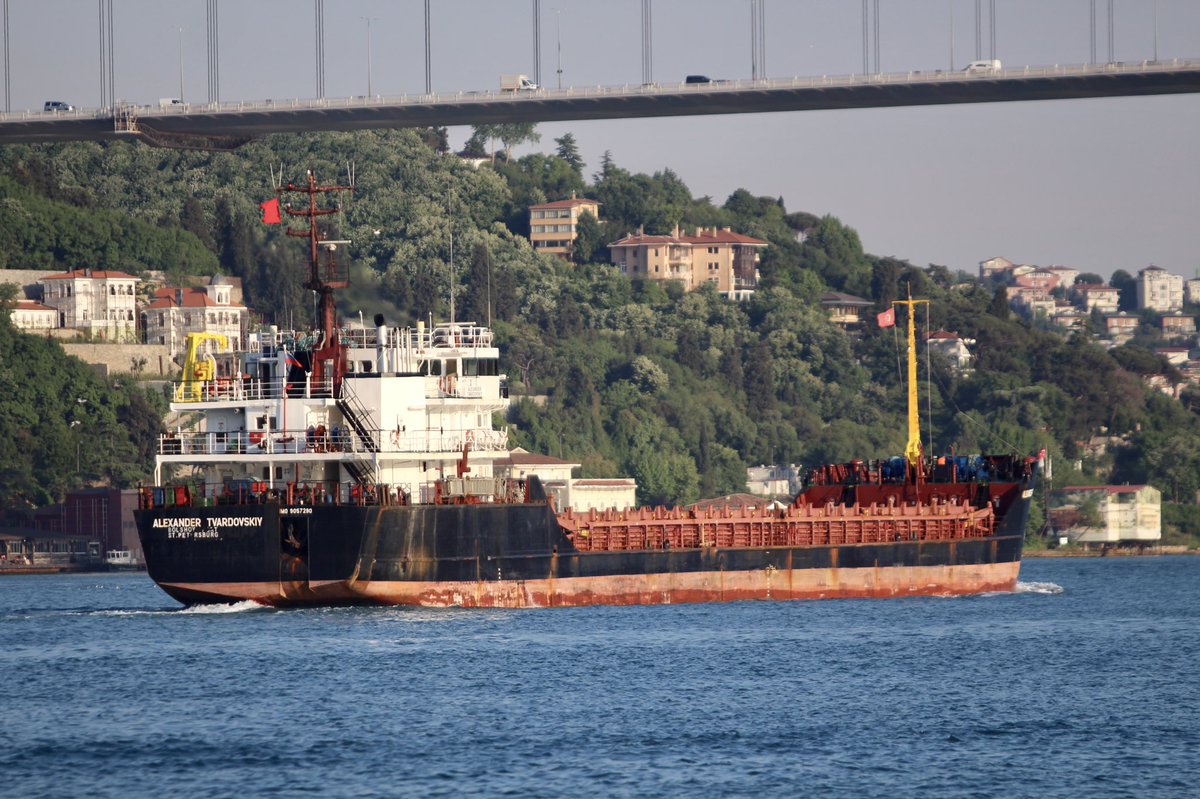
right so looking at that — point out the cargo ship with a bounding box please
[135,174,1037,607]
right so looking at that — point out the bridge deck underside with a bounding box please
[3,69,1198,146]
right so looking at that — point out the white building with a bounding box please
[38,268,141,341]
[8,300,58,332]
[1050,485,1161,547]
[1137,265,1184,313]
[746,464,802,496]
[926,330,976,375]
[141,280,248,358]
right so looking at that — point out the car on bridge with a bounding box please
[43,101,74,112]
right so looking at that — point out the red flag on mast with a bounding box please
[260,198,281,225]
[877,307,896,328]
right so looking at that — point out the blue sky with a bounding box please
[4,0,1198,279]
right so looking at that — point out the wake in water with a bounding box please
[178,600,267,614]
[1015,581,1064,595]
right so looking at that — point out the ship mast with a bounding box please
[278,171,354,393]
[892,293,930,470]
[279,171,353,345]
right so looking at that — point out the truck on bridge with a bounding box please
[500,74,540,93]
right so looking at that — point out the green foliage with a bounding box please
[4,130,1197,513]
[0,315,164,520]
[0,175,218,273]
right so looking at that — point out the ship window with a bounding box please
[360,361,373,373]
[463,358,479,377]
[429,360,442,376]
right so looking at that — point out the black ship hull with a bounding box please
[135,484,1032,607]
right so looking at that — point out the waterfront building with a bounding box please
[1049,485,1162,549]
[8,300,58,332]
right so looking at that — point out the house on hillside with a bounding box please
[8,300,58,332]
[1013,269,1061,292]
[819,293,873,327]
[528,194,602,258]
[141,277,248,358]
[1103,312,1140,343]
[1044,265,1080,287]
[608,225,766,300]
[38,268,141,341]
[925,330,975,375]
[979,256,1015,281]
[1074,284,1119,314]
[1159,312,1197,339]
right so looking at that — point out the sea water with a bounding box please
[1,556,1197,799]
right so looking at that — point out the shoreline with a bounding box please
[1024,545,1198,558]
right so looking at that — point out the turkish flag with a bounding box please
[877,307,896,328]
[260,198,281,225]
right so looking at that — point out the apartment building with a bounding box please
[609,225,766,299]
[528,195,601,258]
[1074,284,1120,314]
[1137,265,1184,312]
[38,268,141,341]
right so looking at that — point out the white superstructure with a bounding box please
[156,320,510,504]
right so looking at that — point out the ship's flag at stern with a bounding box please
[260,198,281,224]
[877,307,896,328]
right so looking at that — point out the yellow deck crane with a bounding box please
[175,332,230,402]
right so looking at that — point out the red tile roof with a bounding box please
[144,287,246,310]
[610,229,767,247]
[529,197,601,210]
[15,301,55,311]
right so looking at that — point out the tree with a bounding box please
[179,198,215,251]
[554,132,585,174]
[744,340,775,415]
[495,123,540,163]
[1110,269,1137,312]
[571,211,604,264]
[461,129,488,158]
[989,286,1010,319]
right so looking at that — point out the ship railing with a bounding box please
[409,323,493,350]
[384,428,508,453]
[158,426,508,456]
[426,375,485,399]
[138,480,413,509]
[170,376,340,404]
[158,426,378,456]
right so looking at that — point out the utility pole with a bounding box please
[552,8,561,89]
[362,16,378,97]
[424,0,431,93]
[177,27,184,102]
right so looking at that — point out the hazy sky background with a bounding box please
[3,0,1198,279]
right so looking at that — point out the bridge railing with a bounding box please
[2,58,1197,122]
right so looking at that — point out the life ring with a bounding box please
[464,430,475,448]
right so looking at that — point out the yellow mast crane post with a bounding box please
[891,295,930,471]
[175,332,230,402]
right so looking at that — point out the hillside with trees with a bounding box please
[2,129,1200,541]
